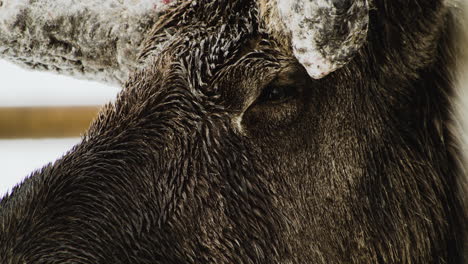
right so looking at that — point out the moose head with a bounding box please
[0,0,466,263]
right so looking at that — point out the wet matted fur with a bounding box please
[0,0,467,263]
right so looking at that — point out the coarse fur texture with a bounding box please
[450,0,468,260]
[0,0,467,263]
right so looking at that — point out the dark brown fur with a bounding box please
[0,0,466,263]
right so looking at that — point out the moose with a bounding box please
[0,0,467,263]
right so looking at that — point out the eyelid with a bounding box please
[256,83,300,105]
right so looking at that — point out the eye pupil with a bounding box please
[268,87,286,101]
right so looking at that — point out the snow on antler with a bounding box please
[0,0,174,85]
[259,0,369,79]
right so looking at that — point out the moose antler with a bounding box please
[0,0,173,85]
[0,0,369,84]
[259,0,369,79]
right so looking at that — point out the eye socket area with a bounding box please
[241,66,312,131]
[254,68,308,105]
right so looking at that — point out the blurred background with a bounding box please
[0,61,120,197]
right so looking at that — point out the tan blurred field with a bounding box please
[0,107,100,139]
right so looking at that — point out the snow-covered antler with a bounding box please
[0,0,174,85]
[259,0,369,79]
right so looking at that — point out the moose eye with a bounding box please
[258,84,299,104]
[243,67,311,131]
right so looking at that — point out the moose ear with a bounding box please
[0,0,174,85]
[260,0,369,79]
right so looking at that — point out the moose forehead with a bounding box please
[139,0,368,86]
[140,1,265,88]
